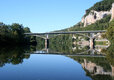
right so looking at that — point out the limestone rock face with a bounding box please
[81,3,114,27]
[81,10,111,27]
[111,3,114,20]
[81,59,112,76]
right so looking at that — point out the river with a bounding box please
[0,45,113,80]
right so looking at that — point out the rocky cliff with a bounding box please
[82,3,114,27]
[111,3,114,20]
[82,59,113,76]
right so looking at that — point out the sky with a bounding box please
[0,0,101,33]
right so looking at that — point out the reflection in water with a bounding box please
[0,44,113,80]
[82,59,112,76]
[70,56,114,80]
[0,46,31,67]
[112,66,114,77]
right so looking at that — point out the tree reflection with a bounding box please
[70,56,113,80]
[0,46,31,67]
[70,45,114,80]
[105,45,114,66]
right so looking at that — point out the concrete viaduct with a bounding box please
[24,30,106,50]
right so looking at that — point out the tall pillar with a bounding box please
[90,38,94,50]
[89,33,94,50]
[91,49,95,54]
[45,38,47,49]
[111,3,114,20]
[46,48,49,53]
[112,66,114,77]
[45,34,49,49]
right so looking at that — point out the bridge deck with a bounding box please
[24,53,105,57]
[24,30,106,35]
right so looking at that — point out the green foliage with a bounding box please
[0,45,41,67]
[85,0,114,17]
[69,15,111,31]
[71,56,114,80]
[71,56,111,71]
[36,37,45,49]
[49,34,89,54]
[0,46,30,67]
[49,34,73,53]
[95,41,108,45]
[0,23,31,45]
[106,45,114,66]
[24,27,31,33]
[106,19,114,43]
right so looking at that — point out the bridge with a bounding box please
[24,30,106,49]
[25,30,106,35]
[24,53,105,57]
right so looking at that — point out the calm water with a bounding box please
[0,46,113,80]
[0,54,91,80]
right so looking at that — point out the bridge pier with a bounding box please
[90,49,95,55]
[89,33,95,50]
[112,66,114,77]
[45,34,49,49]
[45,38,49,49]
[90,38,94,50]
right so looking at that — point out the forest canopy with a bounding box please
[0,23,31,45]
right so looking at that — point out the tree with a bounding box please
[106,19,114,44]
[24,27,31,33]
[0,23,33,45]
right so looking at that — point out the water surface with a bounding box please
[0,54,91,80]
[0,46,113,80]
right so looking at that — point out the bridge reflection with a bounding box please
[0,45,113,80]
[24,44,108,55]
[24,48,105,58]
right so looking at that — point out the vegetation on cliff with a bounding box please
[69,15,111,31]
[85,0,114,17]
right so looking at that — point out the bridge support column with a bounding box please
[90,38,94,50]
[112,66,114,77]
[45,34,49,49]
[89,33,95,50]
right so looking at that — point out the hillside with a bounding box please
[54,0,114,32]
[63,0,114,31]
[50,0,114,46]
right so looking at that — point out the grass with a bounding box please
[95,41,108,45]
